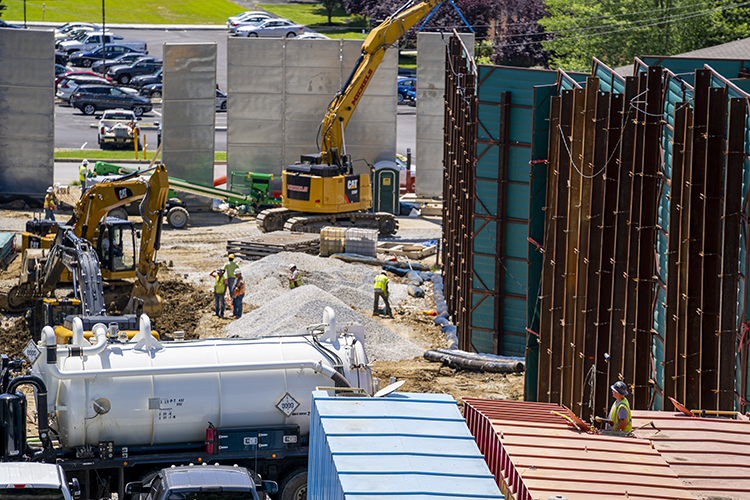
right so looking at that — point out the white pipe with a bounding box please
[41,324,108,357]
[322,306,336,343]
[45,358,340,381]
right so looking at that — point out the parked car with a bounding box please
[0,19,24,29]
[227,10,271,30]
[397,77,416,104]
[125,465,277,500]
[70,84,152,116]
[216,88,227,111]
[56,70,112,89]
[235,18,305,38]
[130,67,162,89]
[140,82,163,98]
[230,13,274,34]
[55,21,98,39]
[55,50,69,65]
[92,52,154,74]
[56,75,112,103]
[55,26,102,47]
[59,32,147,55]
[107,56,162,84]
[294,32,331,40]
[228,11,272,33]
[55,63,70,76]
[69,44,146,68]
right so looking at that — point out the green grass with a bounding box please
[2,0,248,24]
[54,149,227,162]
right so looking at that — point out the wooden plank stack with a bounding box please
[226,231,320,260]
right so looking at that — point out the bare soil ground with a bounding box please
[0,208,524,409]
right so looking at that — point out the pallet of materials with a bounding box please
[377,241,437,259]
[226,231,320,260]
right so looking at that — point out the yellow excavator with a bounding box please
[0,164,170,319]
[257,0,443,236]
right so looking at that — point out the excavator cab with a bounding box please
[96,219,137,279]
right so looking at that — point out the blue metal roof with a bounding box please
[308,391,504,500]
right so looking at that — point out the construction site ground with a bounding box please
[0,208,523,411]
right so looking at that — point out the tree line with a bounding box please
[341,0,750,70]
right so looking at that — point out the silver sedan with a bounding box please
[235,19,305,38]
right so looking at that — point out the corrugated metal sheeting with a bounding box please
[307,390,504,500]
[463,398,750,500]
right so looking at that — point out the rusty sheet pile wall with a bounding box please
[537,63,750,417]
[442,36,476,349]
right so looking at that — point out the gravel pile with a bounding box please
[222,252,424,361]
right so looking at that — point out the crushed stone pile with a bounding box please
[223,252,425,362]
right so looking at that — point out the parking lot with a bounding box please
[53,26,415,154]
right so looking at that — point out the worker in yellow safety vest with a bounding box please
[79,159,89,185]
[44,187,57,221]
[373,270,392,317]
[210,268,227,318]
[606,381,632,432]
[288,264,301,289]
[223,254,239,293]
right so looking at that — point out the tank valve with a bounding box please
[108,323,119,341]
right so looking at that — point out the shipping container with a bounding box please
[308,390,504,500]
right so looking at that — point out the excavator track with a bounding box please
[0,284,35,313]
[283,211,398,237]
[256,207,301,233]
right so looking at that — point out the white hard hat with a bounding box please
[47,187,54,193]
[82,159,89,165]
[289,264,296,270]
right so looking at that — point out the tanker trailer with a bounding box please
[0,307,372,500]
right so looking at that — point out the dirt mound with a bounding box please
[0,318,32,360]
[151,280,213,340]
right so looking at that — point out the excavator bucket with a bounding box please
[126,280,163,318]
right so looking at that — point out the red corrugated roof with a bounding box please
[632,411,750,499]
[463,398,750,500]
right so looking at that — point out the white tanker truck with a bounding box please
[0,307,373,500]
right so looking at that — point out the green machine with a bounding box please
[229,171,282,214]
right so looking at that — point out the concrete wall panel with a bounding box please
[416,32,473,198]
[162,43,216,195]
[0,29,54,196]
[228,37,396,176]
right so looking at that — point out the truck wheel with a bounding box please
[279,468,307,500]
[82,104,96,115]
[109,207,128,220]
[167,207,189,229]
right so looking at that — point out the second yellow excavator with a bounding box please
[257,0,443,236]
[0,164,170,318]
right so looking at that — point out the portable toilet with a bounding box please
[373,167,399,215]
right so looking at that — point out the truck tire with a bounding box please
[167,206,189,229]
[279,468,307,500]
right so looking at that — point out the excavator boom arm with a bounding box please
[319,0,442,165]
